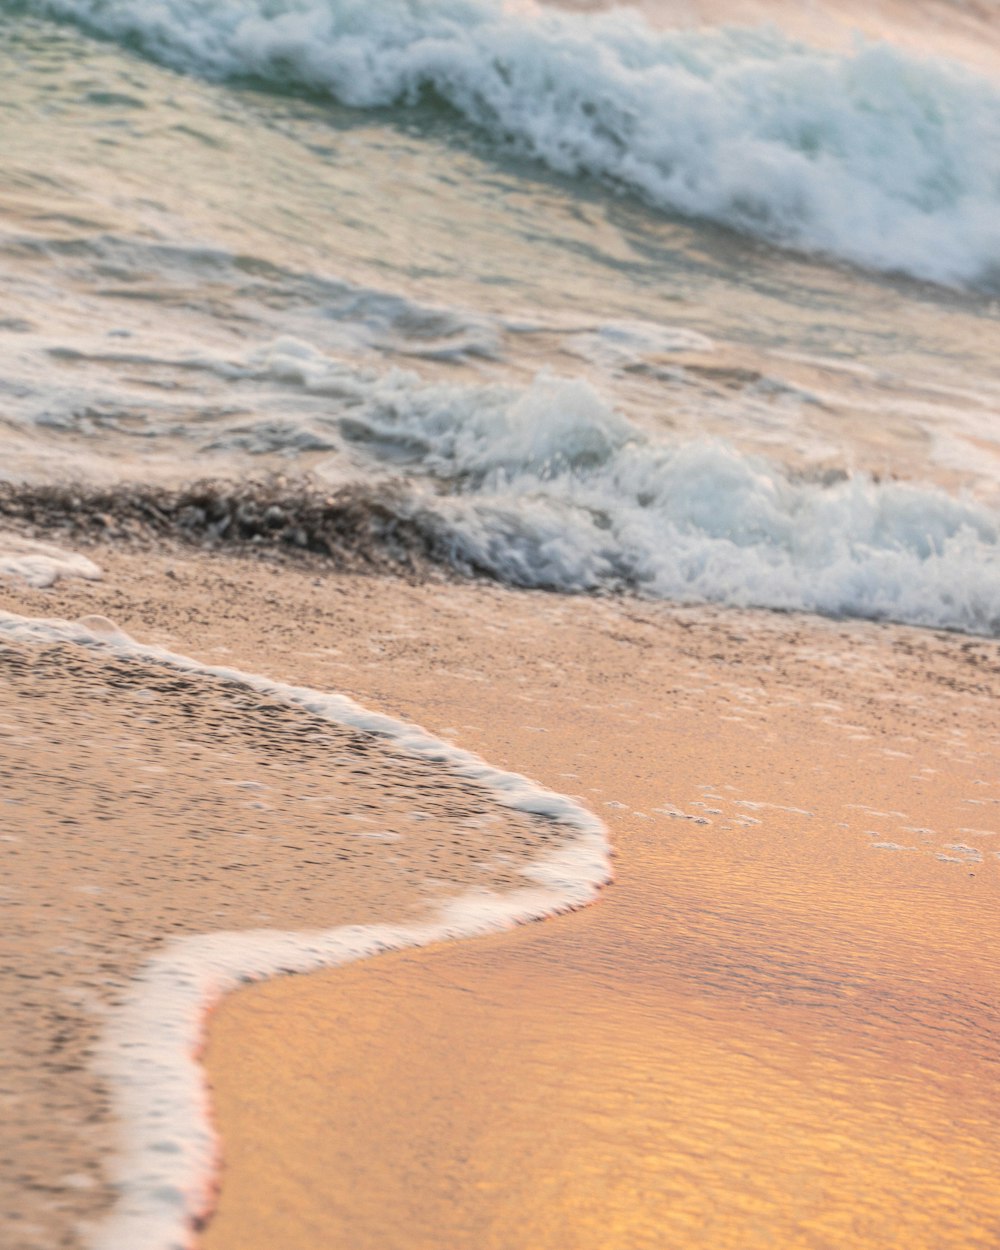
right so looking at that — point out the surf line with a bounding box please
[0,608,612,1250]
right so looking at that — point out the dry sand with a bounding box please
[3,540,1000,1249]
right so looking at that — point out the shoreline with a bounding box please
[3,540,999,1249]
[0,557,610,1250]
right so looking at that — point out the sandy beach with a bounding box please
[3,537,998,1248]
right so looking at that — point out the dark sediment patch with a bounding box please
[0,478,467,582]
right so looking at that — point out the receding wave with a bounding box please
[14,0,1000,290]
[8,349,1000,636]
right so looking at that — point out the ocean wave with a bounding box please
[310,353,1000,634]
[15,0,1000,290]
[10,342,1000,636]
[5,232,503,362]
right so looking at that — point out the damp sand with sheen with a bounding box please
[3,1,1000,1244]
[194,562,1000,1250]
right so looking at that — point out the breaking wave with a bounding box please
[11,340,1000,636]
[14,0,1000,290]
[315,352,1000,634]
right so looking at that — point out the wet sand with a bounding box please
[193,556,1000,1250]
[0,549,578,1250]
[3,542,999,1248]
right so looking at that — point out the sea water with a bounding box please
[2,0,1000,633]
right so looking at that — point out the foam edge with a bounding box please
[0,608,612,1250]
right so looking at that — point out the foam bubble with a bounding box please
[0,533,102,588]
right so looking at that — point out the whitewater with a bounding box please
[202,340,1000,635]
[14,0,1000,290]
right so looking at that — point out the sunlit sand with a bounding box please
[4,546,997,1248]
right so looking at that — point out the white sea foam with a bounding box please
[0,608,610,1250]
[562,320,716,370]
[246,340,1000,635]
[0,532,102,587]
[24,0,1000,289]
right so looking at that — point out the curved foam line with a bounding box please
[0,609,611,1250]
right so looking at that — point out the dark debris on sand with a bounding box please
[0,478,467,582]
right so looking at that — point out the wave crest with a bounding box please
[19,0,1000,289]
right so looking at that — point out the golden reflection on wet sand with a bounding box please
[189,586,1000,1250]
